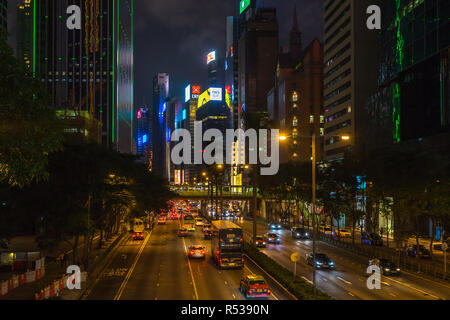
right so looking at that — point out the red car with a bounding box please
[132,232,144,240]
[240,275,271,299]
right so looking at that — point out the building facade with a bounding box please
[16,0,134,154]
[323,0,379,160]
[0,0,7,31]
[151,72,169,177]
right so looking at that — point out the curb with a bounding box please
[75,232,128,300]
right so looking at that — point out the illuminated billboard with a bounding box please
[198,89,210,108]
[210,88,223,101]
[240,0,251,14]
[207,51,216,64]
[185,85,191,102]
[192,86,201,95]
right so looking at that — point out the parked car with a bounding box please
[369,258,401,275]
[336,229,352,238]
[361,232,383,246]
[322,226,334,237]
[406,244,431,259]
[291,227,311,239]
[306,253,335,269]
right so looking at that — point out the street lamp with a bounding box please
[280,133,350,297]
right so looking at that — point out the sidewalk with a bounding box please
[0,233,122,300]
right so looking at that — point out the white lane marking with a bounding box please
[114,231,152,300]
[381,281,390,286]
[322,277,328,282]
[182,236,199,300]
[348,292,355,297]
[301,276,313,285]
[224,281,228,285]
[337,276,352,285]
[232,294,236,299]
[390,293,397,297]
[384,276,441,300]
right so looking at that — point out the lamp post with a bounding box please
[280,132,350,297]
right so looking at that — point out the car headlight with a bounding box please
[396,268,400,271]
[296,233,300,236]
[305,233,309,237]
[277,238,280,241]
[263,242,266,245]
[384,268,390,272]
[330,261,334,265]
[316,261,322,265]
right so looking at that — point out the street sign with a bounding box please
[291,253,300,262]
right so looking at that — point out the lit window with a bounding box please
[320,115,324,123]
[310,115,314,124]
[320,128,324,136]
[293,119,298,127]
[292,91,298,102]
[292,131,298,138]
[293,103,298,109]
[293,153,298,157]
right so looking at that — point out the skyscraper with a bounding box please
[16,0,134,154]
[366,0,450,147]
[0,0,7,31]
[323,0,378,160]
[269,4,324,163]
[151,73,169,176]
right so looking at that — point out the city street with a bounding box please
[238,221,450,300]
[84,220,295,300]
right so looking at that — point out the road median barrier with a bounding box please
[243,242,331,300]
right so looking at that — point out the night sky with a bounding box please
[7,0,324,106]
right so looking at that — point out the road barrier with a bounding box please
[0,257,45,297]
[319,234,450,282]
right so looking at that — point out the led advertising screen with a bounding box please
[185,85,191,102]
[240,0,251,14]
[207,51,216,64]
[198,89,210,108]
[210,88,223,101]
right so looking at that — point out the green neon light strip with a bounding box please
[112,0,116,143]
[392,83,401,143]
[117,1,120,148]
[33,0,36,77]
[130,0,134,153]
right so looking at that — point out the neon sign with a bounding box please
[185,85,191,102]
[207,51,216,64]
[192,86,201,94]
[240,0,251,14]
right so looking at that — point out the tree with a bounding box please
[0,32,63,188]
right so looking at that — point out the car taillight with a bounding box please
[239,238,243,242]
[190,250,194,255]
[267,289,271,294]
[241,258,245,263]
[201,250,206,254]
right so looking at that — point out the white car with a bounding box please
[189,245,206,259]
[195,217,204,226]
